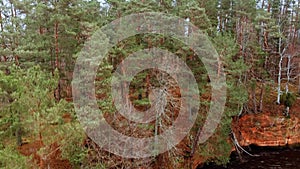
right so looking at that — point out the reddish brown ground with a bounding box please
[18,141,72,169]
[17,113,73,169]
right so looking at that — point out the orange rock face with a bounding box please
[232,113,300,147]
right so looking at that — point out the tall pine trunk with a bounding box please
[54,21,61,100]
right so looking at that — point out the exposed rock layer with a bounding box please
[232,113,300,147]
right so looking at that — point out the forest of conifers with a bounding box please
[0,0,300,168]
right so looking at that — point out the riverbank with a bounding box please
[196,98,300,168]
[200,145,300,169]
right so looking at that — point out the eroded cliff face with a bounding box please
[232,113,300,147]
[194,98,300,168]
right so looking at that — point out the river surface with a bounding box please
[200,145,300,169]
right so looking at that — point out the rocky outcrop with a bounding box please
[232,113,300,147]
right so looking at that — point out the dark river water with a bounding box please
[199,145,300,169]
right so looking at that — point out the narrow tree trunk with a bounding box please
[0,5,4,49]
[252,87,257,114]
[285,54,291,94]
[146,74,150,98]
[13,7,19,65]
[277,16,284,104]
[277,54,283,104]
[54,21,61,100]
[120,62,129,107]
[0,8,6,62]
[9,2,19,65]
[259,82,265,112]
[16,127,22,146]
[231,129,257,157]
[15,110,22,146]
[259,19,264,48]
[54,21,59,69]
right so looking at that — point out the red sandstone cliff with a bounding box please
[232,111,300,147]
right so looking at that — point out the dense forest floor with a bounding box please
[18,141,72,169]
[16,114,73,169]
[12,86,300,169]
